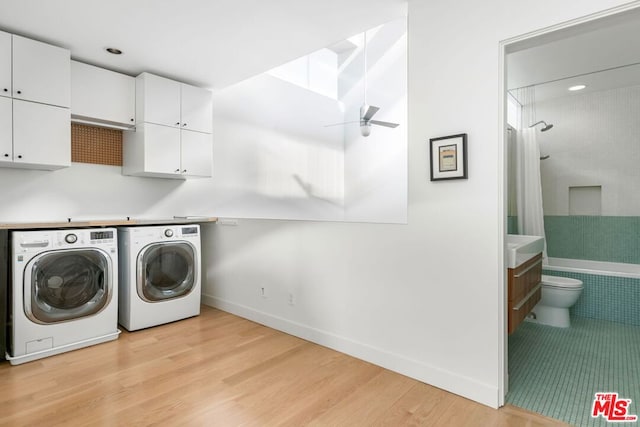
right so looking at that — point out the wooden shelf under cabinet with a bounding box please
[508,253,542,334]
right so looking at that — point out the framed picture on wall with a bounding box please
[429,133,468,181]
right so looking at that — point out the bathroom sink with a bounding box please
[506,234,544,268]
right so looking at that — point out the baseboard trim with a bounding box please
[202,294,499,408]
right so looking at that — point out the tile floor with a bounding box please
[507,317,640,426]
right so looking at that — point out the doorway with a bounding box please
[502,5,640,425]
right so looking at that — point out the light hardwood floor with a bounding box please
[0,306,567,426]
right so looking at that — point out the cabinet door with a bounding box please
[12,35,70,108]
[143,123,182,175]
[71,61,135,126]
[0,31,10,98]
[181,83,212,134]
[12,100,70,169]
[137,73,181,128]
[181,130,212,177]
[0,97,12,163]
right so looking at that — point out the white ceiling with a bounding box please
[507,8,640,103]
[0,0,406,89]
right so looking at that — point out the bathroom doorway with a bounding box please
[502,5,640,425]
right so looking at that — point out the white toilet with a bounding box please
[528,275,584,328]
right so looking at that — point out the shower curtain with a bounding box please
[515,87,547,258]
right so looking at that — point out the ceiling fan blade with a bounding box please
[323,120,361,128]
[370,120,399,128]
[361,105,380,121]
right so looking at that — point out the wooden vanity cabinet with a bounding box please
[508,253,542,334]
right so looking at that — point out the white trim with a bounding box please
[202,294,499,408]
[503,2,640,53]
[498,35,508,406]
[498,0,640,405]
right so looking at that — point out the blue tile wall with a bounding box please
[507,216,518,235]
[543,269,640,326]
[544,216,640,264]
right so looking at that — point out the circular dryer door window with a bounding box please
[25,249,112,324]
[138,242,196,302]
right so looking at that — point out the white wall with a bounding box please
[203,0,636,409]
[537,85,640,215]
[212,19,408,224]
[211,73,346,221]
[343,18,408,223]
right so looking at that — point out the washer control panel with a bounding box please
[181,226,199,235]
[90,230,115,242]
[14,228,118,253]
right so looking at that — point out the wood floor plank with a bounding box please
[0,306,568,426]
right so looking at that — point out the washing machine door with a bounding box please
[24,249,112,324]
[137,241,196,302]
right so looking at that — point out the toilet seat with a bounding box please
[541,275,583,289]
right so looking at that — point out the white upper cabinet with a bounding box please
[180,130,213,177]
[0,97,11,158]
[12,34,70,108]
[0,32,70,171]
[71,61,135,128]
[124,72,212,179]
[0,31,11,98]
[136,72,181,128]
[3,99,70,170]
[122,122,212,179]
[136,72,212,133]
[181,83,212,134]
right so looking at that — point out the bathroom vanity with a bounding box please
[507,234,544,334]
[508,254,542,334]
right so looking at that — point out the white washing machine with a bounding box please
[8,228,119,365]
[118,224,201,331]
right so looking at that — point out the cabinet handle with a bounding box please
[182,123,187,127]
[182,169,187,173]
[130,118,134,122]
[3,153,8,157]
[175,122,180,126]
[2,88,7,92]
[17,155,22,159]
[513,258,543,278]
[16,90,21,94]
[175,169,180,173]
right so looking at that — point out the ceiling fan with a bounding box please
[325,31,399,137]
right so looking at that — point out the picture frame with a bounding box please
[429,133,468,181]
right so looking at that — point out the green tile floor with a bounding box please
[507,317,640,426]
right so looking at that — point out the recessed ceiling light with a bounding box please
[568,84,586,91]
[106,47,122,55]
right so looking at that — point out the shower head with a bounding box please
[529,120,553,132]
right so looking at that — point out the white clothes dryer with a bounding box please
[8,228,119,365]
[118,224,201,331]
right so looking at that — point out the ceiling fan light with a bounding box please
[360,123,371,137]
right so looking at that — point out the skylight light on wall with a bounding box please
[267,48,340,99]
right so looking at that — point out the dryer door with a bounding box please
[137,241,196,302]
[24,249,112,324]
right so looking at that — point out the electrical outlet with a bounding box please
[260,286,267,298]
[288,292,295,305]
